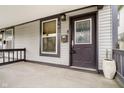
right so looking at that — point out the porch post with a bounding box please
[24,48,26,61]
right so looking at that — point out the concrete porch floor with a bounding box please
[0,62,120,88]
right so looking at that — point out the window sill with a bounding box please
[40,53,60,57]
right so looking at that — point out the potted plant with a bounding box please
[102,49,116,79]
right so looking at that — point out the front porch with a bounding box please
[0,62,120,88]
[0,5,123,88]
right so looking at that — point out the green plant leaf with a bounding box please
[118,5,124,11]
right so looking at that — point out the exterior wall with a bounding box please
[15,21,69,65]
[98,6,113,69]
[14,5,113,70]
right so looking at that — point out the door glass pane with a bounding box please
[43,37,56,52]
[75,19,91,44]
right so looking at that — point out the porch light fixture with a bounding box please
[60,14,66,21]
[0,30,5,33]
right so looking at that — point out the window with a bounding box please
[0,32,3,49]
[5,28,14,49]
[75,18,92,44]
[40,17,60,57]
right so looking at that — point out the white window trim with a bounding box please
[41,18,58,54]
[74,18,92,45]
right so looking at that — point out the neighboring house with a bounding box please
[118,5,124,49]
[0,5,118,72]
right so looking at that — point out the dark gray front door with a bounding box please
[70,13,96,69]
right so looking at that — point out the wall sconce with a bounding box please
[60,14,66,21]
[1,30,5,33]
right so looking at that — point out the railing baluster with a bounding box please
[20,51,22,60]
[120,55,123,75]
[8,51,10,62]
[24,48,26,61]
[3,51,5,63]
[13,50,14,62]
[17,50,18,61]
[122,56,124,77]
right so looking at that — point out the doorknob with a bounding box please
[71,40,76,54]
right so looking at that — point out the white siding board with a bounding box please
[99,29,112,32]
[99,21,111,25]
[99,14,111,19]
[99,10,111,13]
[99,24,111,27]
[99,34,112,38]
[99,18,111,22]
[98,40,112,43]
[99,12,112,16]
[99,32,112,35]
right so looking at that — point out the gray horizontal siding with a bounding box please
[98,5,112,69]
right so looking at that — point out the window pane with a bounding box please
[75,19,91,44]
[0,33,2,49]
[43,20,56,36]
[0,33,2,41]
[5,29,13,49]
[5,29,13,40]
[43,37,56,52]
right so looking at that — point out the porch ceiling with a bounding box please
[0,5,88,29]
